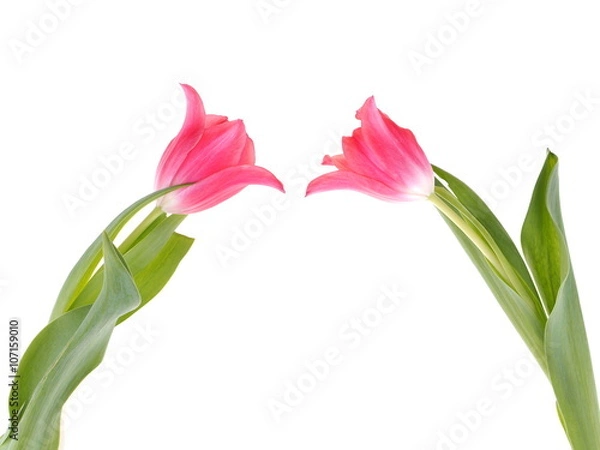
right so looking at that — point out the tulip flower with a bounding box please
[306,97,600,450]
[306,96,434,202]
[155,84,284,215]
[3,84,284,450]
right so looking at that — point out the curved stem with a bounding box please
[119,206,165,254]
[428,191,506,277]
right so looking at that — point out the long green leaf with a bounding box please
[117,232,193,323]
[521,153,566,312]
[435,192,547,372]
[433,166,544,314]
[68,214,193,322]
[522,152,600,448]
[49,185,187,321]
[1,235,140,449]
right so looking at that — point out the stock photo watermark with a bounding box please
[59,320,159,431]
[215,129,343,267]
[432,354,538,449]
[10,320,159,447]
[61,88,185,217]
[7,318,21,442]
[267,284,407,423]
[8,0,87,64]
[479,89,600,209]
[407,0,484,75]
[255,0,293,25]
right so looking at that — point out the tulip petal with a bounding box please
[155,84,206,189]
[160,165,285,214]
[357,97,434,195]
[239,136,256,165]
[357,97,426,179]
[341,132,399,186]
[323,154,351,171]
[205,114,228,128]
[305,96,434,203]
[173,120,248,184]
[381,114,432,176]
[306,171,425,202]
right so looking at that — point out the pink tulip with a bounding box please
[306,97,434,202]
[155,84,284,214]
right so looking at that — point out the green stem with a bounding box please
[428,191,506,276]
[49,187,184,321]
[430,187,550,377]
[119,206,165,254]
[431,187,549,322]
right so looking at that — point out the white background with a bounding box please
[1,0,600,449]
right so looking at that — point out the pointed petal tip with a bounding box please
[229,164,285,193]
[271,176,286,193]
[162,165,285,214]
[179,83,200,99]
[231,118,245,130]
[179,84,205,117]
[305,180,319,197]
[305,173,336,197]
[154,83,206,189]
[322,155,334,165]
[356,96,377,120]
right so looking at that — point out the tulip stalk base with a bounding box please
[430,159,600,450]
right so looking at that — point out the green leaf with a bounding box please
[522,152,600,449]
[432,169,548,371]
[68,214,194,323]
[1,235,140,449]
[521,153,566,313]
[49,185,188,321]
[434,190,547,372]
[117,233,193,323]
[433,166,543,312]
